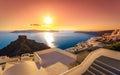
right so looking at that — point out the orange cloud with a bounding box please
[30,24,41,26]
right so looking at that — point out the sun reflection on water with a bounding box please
[44,32,55,48]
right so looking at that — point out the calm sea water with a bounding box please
[0,32,95,50]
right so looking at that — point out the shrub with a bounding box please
[106,42,120,51]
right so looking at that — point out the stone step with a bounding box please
[83,56,120,75]
[96,56,120,69]
[92,63,116,75]
[82,70,95,75]
[94,60,120,74]
[89,66,105,75]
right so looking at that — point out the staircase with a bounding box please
[83,56,120,75]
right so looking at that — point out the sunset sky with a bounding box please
[0,0,120,31]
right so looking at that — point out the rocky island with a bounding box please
[11,30,59,33]
[0,35,50,57]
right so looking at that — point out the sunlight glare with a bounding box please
[44,32,55,48]
[44,17,52,24]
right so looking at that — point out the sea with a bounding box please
[0,31,95,50]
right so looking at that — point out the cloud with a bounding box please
[30,24,41,26]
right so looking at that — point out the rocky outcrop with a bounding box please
[0,35,50,57]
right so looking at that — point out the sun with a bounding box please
[44,17,52,24]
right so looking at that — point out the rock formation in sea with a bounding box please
[0,35,50,57]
